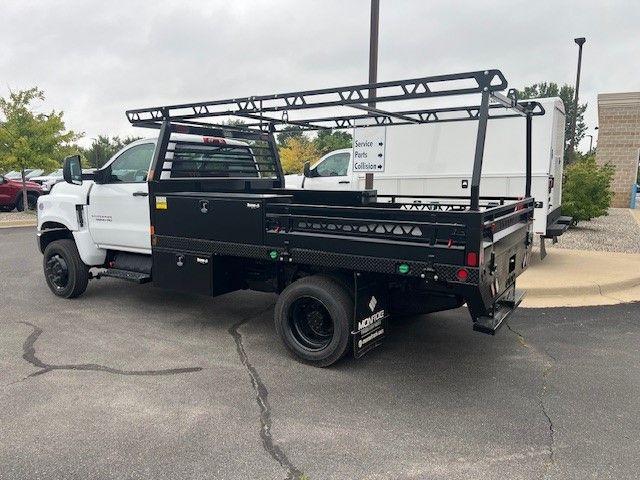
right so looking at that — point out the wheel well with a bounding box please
[39,222,74,253]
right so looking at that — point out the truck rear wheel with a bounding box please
[43,239,89,298]
[275,275,353,367]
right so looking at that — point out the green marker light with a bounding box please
[269,250,278,260]
[398,263,410,274]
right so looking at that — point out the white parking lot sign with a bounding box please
[352,125,386,172]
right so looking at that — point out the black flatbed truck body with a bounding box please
[124,69,543,363]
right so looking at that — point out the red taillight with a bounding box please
[456,268,469,282]
[203,137,226,145]
[466,251,478,267]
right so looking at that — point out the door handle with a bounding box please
[338,181,350,184]
[133,191,148,197]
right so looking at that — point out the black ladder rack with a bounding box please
[126,68,544,211]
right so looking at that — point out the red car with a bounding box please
[0,174,42,211]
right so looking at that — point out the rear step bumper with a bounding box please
[544,217,571,238]
[94,268,151,284]
[473,287,525,335]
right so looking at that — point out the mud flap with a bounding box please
[352,273,390,358]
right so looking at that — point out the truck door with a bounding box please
[88,142,156,254]
[304,151,352,190]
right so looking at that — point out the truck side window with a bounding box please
[315,152,349,177]
[109,143,155,183]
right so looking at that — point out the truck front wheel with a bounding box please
[275,275,353,367]
[43,239,89,298]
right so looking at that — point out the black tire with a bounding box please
[43,239,89,298]
[15,192,38,211]
[275,275,353,367]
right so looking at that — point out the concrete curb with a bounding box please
[524,276,640,297]
[519,247,640,308]
[0,221,37,229]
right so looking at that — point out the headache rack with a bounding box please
[127,69,544,210]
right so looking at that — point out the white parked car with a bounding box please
[30,169,64,192]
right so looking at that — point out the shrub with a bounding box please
[562,155,614,225]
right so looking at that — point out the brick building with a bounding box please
[596,92,640,207]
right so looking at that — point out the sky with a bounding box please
[1,0,638,151]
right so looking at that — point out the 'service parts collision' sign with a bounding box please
[352,124,386,172]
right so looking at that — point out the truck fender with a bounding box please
[73,230,107,266]
[38,221,107,266]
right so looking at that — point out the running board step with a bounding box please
[543,220,570,238]
[473,289,525,335]
[95,268,151,284]
[557,216,573,225]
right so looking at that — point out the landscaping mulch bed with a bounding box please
[550,208,640,254]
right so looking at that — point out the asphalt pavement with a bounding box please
[1,227,639,480]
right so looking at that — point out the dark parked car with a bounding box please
[0,174,42,211]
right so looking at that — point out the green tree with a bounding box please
[562,154,614,225]
[0,87,82,210]
[313,130,352,156]
[277,126,305,146]
[516,82,587,164]
[82,135,141,168]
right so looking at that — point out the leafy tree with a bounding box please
[278,137,318,174]
[277,126,305,146]
[0,87,81,210]
[314,130,352,156]
[220,119,247,128]
[562,154,614,225]
[82,135,142,168]
[516,82,587,164]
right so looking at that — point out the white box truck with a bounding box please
[286,97,571,249]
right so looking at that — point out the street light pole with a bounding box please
[365,0,380,190]
[568,37,586,161]
[585,134,594,152]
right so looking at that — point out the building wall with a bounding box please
[596,92,640,207]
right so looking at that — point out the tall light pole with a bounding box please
[568,37,586,161]
[365,0,380,190]
[585,134,594,152]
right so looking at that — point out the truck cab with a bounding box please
[286,149,352,190]
[37,135,255,263]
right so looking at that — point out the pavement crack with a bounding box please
[228,305,304,480]
[506,322,556,476]
[18,322,203,379]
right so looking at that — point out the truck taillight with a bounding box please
[456,268,469,282]
[466,251,478,267]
